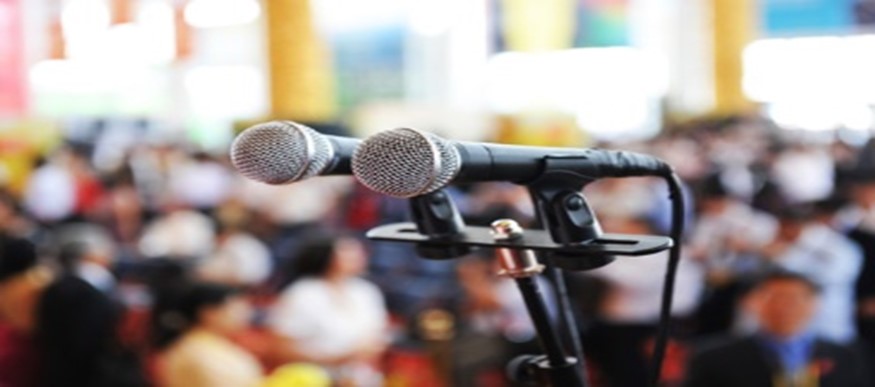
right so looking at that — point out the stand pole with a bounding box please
[492,219,586,387]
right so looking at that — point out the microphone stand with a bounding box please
[491,219,586,387]
[368,180,673,386]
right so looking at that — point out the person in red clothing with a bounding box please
[0,321,38,386]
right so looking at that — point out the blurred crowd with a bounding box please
[2,115,875,386]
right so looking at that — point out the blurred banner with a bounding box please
[493,0,629,52]
[763,0,875,36]
[0,0,26,117]
[494,0,576,51]
[330,25,405,114]
[0,121,60,195]
[312,0,406,115]
[574,0,630,47]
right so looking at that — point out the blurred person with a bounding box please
[758,207,862,344]
[268,232,389,386]
[0,189,35,236]
[56,223,118,292]
[23,151,76,224]
[689,173,778,335]
[684,271,868,387]
[583,214,704,387]
[771,143,835,204]
[154,282,263,387]
[0,235,146,387]
[127,143,194,212]
[841,170,875,355]
[351,187,460,319]
[452,253,550,387]
[456,254,543,345]
[103,168,145,248]
[197,200,272,287]
[67,148,107,221]
[167,152,233,212]
[236,176,353,263]
[138,201,215,260]
[464,183,533,226]
[238,176,353,229]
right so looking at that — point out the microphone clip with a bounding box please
[408,190,471,259]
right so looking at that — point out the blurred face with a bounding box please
[852,183,875,208]
[0,202,14,225]
[777,220,806,242]
[328,238,367,279]
[754,279,818,338]
[200,296,251,335]
[700,197,730,215]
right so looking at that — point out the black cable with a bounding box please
[648,172,686,387]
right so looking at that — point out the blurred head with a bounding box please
[56,224,116,268]
[153,283,250,348]
[289,232,367,282]
[0,236,49,331]
[775,207,812,242]
[750,271,820,339]
[851,179,875,209]
[697,173,732,214]
[0,190,19,226]
[190,285,250,335]
[0,235,36,285]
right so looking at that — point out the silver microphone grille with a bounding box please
[352,128,461,198]
[230,121,333,185]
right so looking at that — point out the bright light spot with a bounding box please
[485,47,667,140]
[29,59,168,116]
[409,0,461,36]
[136,0,176,64]
[768,103,838,131]
[745,34,875,131]
[312,0,406,34]
[62,0,175,64]
[184,0,261,29]
[61,0,111,40]
[184,66,266,119]
[842,105,875,131]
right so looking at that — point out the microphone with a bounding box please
[352,127,672,198]
[230,121,358,185]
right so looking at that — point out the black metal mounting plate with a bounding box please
[366,222,673,257]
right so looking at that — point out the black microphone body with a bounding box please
[453,141,671,185]
[352,128,672,198]
[323,136,358,175]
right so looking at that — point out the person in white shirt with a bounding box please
[198,203,272,287]
[167,153,233,211]
[759,207,863,344]
[24,152,76,223]
[138,204,215,260]
[688,174,778,335]
[268,232,388,386]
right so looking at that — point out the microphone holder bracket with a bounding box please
[365,222,672,258]
[408,190,471,259]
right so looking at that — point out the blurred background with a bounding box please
[2,0,875,386]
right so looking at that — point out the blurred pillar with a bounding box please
[110,0,134,25]
[173,3,193,60]
[264,0,335,121]
[47,0,64,60]
[711,0,757,114]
